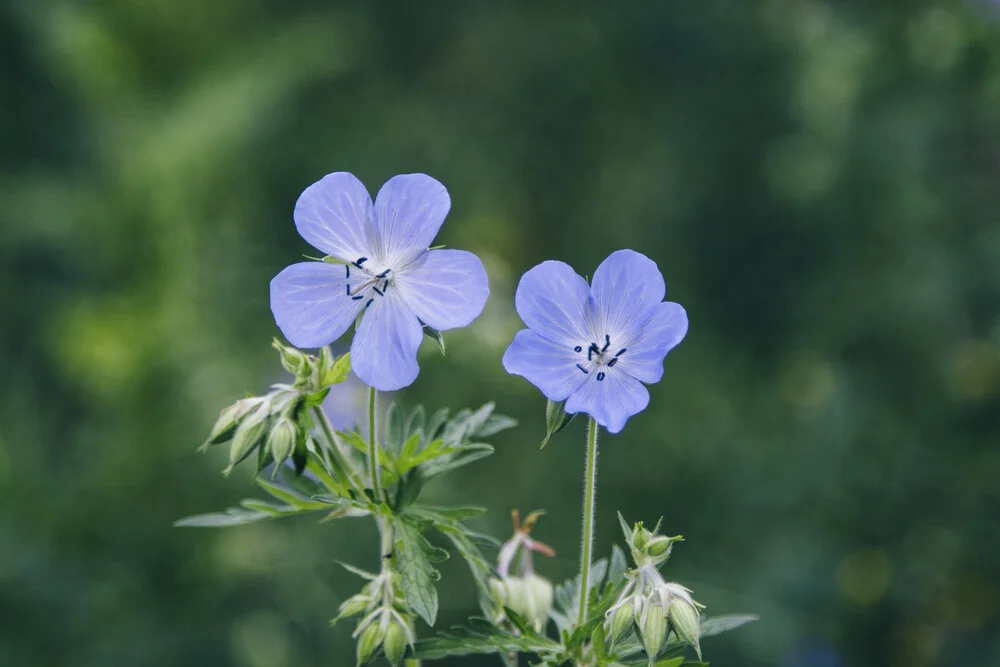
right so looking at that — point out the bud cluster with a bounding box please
[334,570,415,666]
[488,510,556,633]
[605,516,705,660]
[200,340,351,476]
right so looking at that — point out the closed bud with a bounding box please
[273,338,309,377]
[631,524,650,552]
[669,596,702,660]
[383,618,407,666]
[355,621,384,666]
[203,399,254,448]
[334,594,372,623]
[608,602,634,645]
[267,417,296,467]
[632,594,645,627]
[226,404,269,473]
[488,577,508,609]
[639,604,667,659]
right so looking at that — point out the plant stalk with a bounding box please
[312,406,364,494]
[368,386,383,500]
[577,416,599,627]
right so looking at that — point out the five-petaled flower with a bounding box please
[270,173,489,392]
[502,250,687,433]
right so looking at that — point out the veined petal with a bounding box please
[294,172,375,261]
[590,250,666,343]
[396,249,489,331]
[373,174,451,266]
[514,261,592,347]
[270,262,364,348]
[618,302,688,383]
[350,292,424,391]
[502,330,588,402]
[564,370,650,434]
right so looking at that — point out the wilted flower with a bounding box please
[502,250,687,433]
[271,172,490,391]
[489,510,556,632]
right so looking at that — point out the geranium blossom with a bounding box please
[271,172,489,391]
[502,250,687,433]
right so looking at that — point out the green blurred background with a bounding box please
[3,1,1000,666]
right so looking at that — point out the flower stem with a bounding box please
[577,416,599,627]
[367,386,383,500]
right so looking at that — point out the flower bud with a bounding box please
[669,596,702,660]
[631,524,650,552]
[632,594,645,627]
[226,404,269,474]
[355,621,384,666]
[333,593,372,623]
[273,338,309,377]
[383,618,407,666]
[639,604,667,659]
[267,416,296,468]
[608,602,634,645]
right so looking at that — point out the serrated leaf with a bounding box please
[698,614,758,637]
[392,518,440,626]
[411,618,562,660]
[404,404,425,441]
[174,508,273,527]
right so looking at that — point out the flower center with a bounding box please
[572,334,627,381]
[344,256,393,309]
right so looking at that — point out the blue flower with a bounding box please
[502,250,687,433]
[271,173,489,391]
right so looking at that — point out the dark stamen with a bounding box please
[353,256,368,268]
[365,298,374,308]
[608,358,618,367]
[601,334,610,353]
[576,364,589,374]
[345,284,351,296]
[373,286,384,296]
[574,345,583,353]
[377,269,391,278]
[383,279,389,291]
[345,265,350,279]
[351,295,364,301]
[615,348,627,357]
[588,343,600,361]
[596,371,606,381]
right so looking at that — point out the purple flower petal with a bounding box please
[502,330,589,402]
[372,174,451,266]
[564,369,650,434]
[270,262,364,348]
[618,302,688,383]
[397,249,490,331]
[514,260,593,347]
[350,293,424,391]
[294,172,375,261]
[590,250,666,342]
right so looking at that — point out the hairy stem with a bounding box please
[577,416,599,627]
[312,406,363,493]
[367,386,383,500]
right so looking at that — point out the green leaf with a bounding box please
[425,407,449,440]
[386,402,405,457]
[654,659,685,667]
[404,505,497,595]
[174,507,274,527]
[392,518,440,626]
[541,399,575,448]
[607,544,629,588]
[698,614,758,638]
[474,413,518,437]
[321,351,351,387]
[412,618,562,660]
[404,404,425,441]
